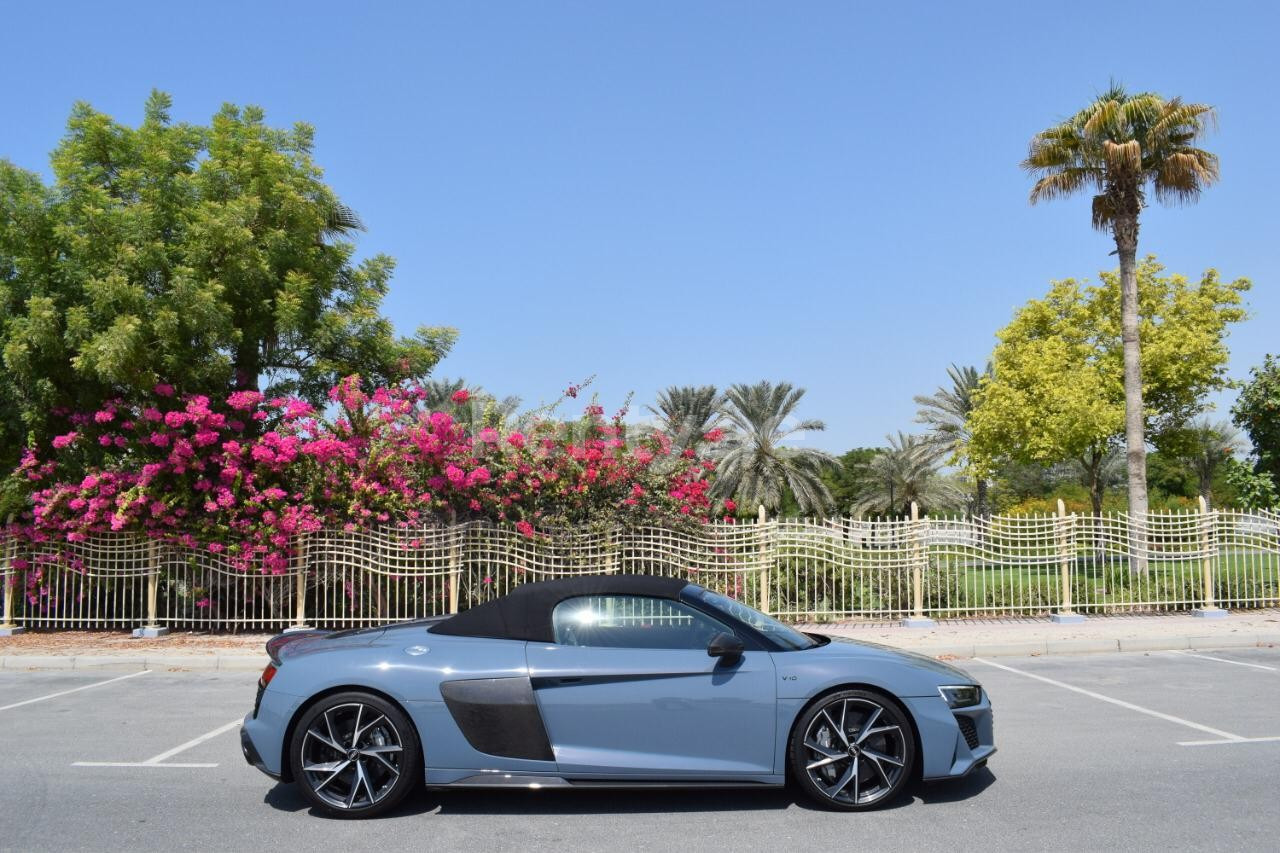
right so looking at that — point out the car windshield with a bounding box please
[685,586,817,651]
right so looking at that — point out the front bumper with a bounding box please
[904,693,996,781]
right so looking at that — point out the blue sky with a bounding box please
[4,1,1276,452]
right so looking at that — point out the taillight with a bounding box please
[258,663,277,690]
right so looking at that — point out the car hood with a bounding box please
[801,633,978,684]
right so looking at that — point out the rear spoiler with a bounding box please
[265,630,332,665]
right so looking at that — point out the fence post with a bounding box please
[132,538,169,638]
[757,505,771,615]
[1193,495,1226,619]
[1051,499,1085,623]
[903,502,935,628]
[289,533,311,631]
[448,526,461,615]
[1,517,24,636]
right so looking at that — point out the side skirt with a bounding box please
[434,774,787,790]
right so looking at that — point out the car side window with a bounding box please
[551,595,734,650]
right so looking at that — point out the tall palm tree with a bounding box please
[646,385,726,454]
[851,433,965,517]
[1024,85,1218,532]
[712,381,836,515]
[914,363,992,516]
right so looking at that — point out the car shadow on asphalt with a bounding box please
[265,768,995,818]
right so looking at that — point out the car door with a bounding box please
[525,593,777,777]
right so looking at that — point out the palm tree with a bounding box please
[646,385,726,454]
[1024,85,1218,533]
[712,381,836,515]
[914,363,992,516]
[850,433,965,517]
[1179,418,1243,506]
[422,377,520,435]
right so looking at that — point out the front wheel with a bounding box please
[289,691,421,818]
[789,689,915,811]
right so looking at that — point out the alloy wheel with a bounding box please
[300,702,405,810]
[801,696,908,807]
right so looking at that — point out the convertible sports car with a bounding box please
[241,574,994,817]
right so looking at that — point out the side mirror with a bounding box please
[707,632,745,664]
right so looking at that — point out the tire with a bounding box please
[289,691,421,819]
[789,688,915,811]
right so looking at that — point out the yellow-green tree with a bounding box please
[968,258,1247,517]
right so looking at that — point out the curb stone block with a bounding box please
[1185,635,1264,651]
[972,641,1048,657]
[1118,636,1192,652]
[149,656,219,671]
[216,654,270,671]
[73,656,147,670]
[1045,639,1120,655]
[3,655,74,669]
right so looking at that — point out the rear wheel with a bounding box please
[289,692,420,818]
[789,689,915,811]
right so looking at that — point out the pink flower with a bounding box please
[227,390,264,411]
[445,465,466,486]
[93,409,116,424]
[703,428,724,443]
[154,383,175,397]
[506,432,526,449]
[516,520,534,538]
[195,597,210,609]
[451,389,470,404]
[52,432,78,449]
[467,466,491,486]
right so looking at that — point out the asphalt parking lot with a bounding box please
[1,647,1277,852]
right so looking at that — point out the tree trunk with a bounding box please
[1088,460,1104,518]
[1114,215,1149,574]
[975,478,988,518]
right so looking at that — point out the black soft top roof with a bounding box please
[428,574,691,643]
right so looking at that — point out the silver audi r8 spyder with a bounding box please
[241,574,994,817]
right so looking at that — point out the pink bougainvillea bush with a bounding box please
[6,377,724,574]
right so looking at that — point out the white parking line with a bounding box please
[1169,650,1277,672]
[973,657,1245,742]
[1178,736,1280,747]
[0,670,149,712]
[74,718,241,769]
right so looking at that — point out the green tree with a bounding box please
[1160,418,1242,506]
[822,447,879,512]
[712,381,835,515]
[968,258,1248,518]
[850,433,964,517]
[0,91,454,471]
[914,363,992,516]
[1232,355,1280,486]
[1221,458,1279,509]
[1024,85,1218,525]
[646,385,726,455]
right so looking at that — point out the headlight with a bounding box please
[939,685,982,708]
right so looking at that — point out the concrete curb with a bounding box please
[893,633,1280,660]
[2,634,1278,670]
[1,654,269,671]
